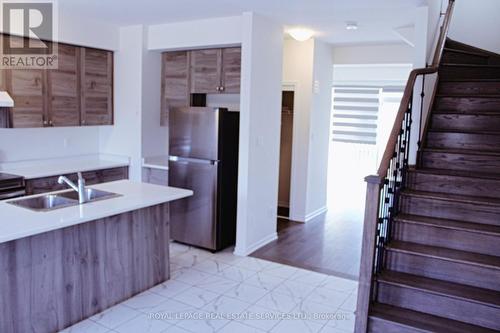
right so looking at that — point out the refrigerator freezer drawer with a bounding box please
[169,158,218,250]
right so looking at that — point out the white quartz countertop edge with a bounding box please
[0,180,193,244]
[0,160,130,179]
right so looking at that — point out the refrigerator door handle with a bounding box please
[169,156,220,165]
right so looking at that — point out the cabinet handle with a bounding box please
[219,86,225,92]
[82,119,86,125]
[49,120,53,126]
[216,86,220,92]
[43,119,48,126]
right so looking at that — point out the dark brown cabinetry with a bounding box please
[81,48,114,126]
[190,47,241,94]
[161,51,190,126]
[190,48,222,94]
[25,166,128,195]
[161,47,241,124]
[0,34,113,128]
[5,69,46,128]
[220,47,242,93]
[47,44,81,127]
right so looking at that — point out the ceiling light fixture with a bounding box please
[346,22,358,31]
[287,27,315,42]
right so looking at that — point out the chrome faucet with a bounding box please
[58,172,87,204]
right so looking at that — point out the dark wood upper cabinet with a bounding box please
[6,69,47,128]
[189,47,241,94]
[190,48,222,94]
[161,51,190,126]
[0,34,113,128]
[221,47,241,94]
[81,48,113,126]
[47,44,80,127]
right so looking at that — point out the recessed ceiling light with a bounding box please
[346,22,358,30]
[287,27,315,42]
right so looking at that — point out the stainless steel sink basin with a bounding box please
[7,189,121,212]
[58,188,120,202]
[8,194,77,212]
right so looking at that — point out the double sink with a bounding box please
[8,188,120,212]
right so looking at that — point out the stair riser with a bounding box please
[438,81,500,95]
[400,194,500,226]
[368,318,424,333]
[442,52,489,65]
[426,132,500,152]
[393,222,500,257]
[385,250,500,291]
[407,172,500,199]
[421,151,500,174]
[435,97,500,112]
[377,283,500,330]
[431,114,500,131]
[440,67,500,80]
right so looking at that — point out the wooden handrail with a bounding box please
[377,0,455,178]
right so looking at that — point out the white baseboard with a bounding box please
[305,206,328,222]
[291,206,328,223]
[233,232,278,256]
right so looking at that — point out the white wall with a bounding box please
[234,12,283,256]
[282,38,334,222]
[332,43,413,65]
[141,39,167,159]
[448,0,500,54]
[0,127,100,162]
[99,25,143,181]
[282,38,314,222]
[306,40,333,217]
[148,16,242,51]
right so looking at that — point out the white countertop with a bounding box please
[0,180,193,244]
[0,154,130,179]
[142,155,169,171]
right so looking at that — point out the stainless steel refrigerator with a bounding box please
[168,107,239,251]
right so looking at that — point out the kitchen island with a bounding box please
[0,180,192,333]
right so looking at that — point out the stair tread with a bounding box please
[378,270,500,308]
[394,214,500,236]
[439,78,500,82]
[437,94,500,98]
[443,47,490,58]
[402,189,500,206]
[370,303,498,333]
[387,241,500,270]
[423,147,500,157]
[428,128,500,135]
[433,110,500,115]
[441,63,500,68]
[410,167,500,181]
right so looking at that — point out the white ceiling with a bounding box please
[59,0,429,45]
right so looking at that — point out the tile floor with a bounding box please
[60,242,358,333]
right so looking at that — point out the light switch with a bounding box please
[314,80,320,94]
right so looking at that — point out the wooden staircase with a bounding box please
[367,40,500,332]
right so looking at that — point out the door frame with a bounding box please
[281,81,298,221]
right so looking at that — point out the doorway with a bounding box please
[277,90,294,218]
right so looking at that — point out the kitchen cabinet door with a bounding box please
[190,48,222,94]
[7,68,47,128]
[221,47,241,94]
[47,44,80,127]
[81,48,113,126]
[161,51,190,126]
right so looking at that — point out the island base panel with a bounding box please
[0,203,170,333]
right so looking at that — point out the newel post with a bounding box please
[354,175,383,333]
